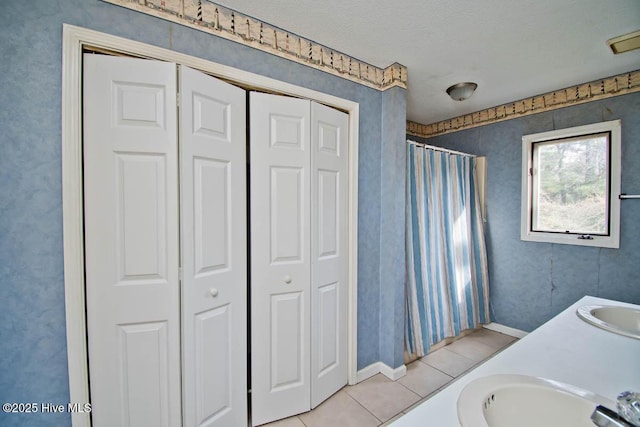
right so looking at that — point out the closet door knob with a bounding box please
[284,275,292,284]
[210,288,219,297]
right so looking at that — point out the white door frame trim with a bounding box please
[61,24,359,427]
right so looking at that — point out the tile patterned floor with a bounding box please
[261,328,517,427]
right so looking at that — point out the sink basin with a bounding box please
[457,374,614,427]
[577,305,640,340]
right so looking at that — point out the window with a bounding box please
[521,120,621,248]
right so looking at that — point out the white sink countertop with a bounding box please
[390,296,640,426]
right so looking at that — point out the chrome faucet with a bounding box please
[591,405,636,427]
[591,391,640,427]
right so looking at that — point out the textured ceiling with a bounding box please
[211,0,640,124]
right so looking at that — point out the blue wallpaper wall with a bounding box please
[419,92,640,332]
[379,87,407,369]
[0,0,406,425]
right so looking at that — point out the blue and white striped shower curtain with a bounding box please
[405,142,490,357]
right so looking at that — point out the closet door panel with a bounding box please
[193,305,232,422]
[193,158,229,273]
[271,166,304,262]
[310,102,349,408]
[317,170,339,258]
[116,153,168,281]
[251,92,311,426]
[83,54,181,427]
[270,291,305,389]
[180,65,247,427]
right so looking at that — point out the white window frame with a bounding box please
[521,120,621,248]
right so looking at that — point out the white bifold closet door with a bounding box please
[83,54,246,427]
[179,65,247,427]
[250,92,348,426]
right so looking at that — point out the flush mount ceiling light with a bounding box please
[446,82,478,101]
[607,30,640,54]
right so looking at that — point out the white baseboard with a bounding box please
[356,361,407,383]
[355,362,380,383]
[354,323,526,385]
[380,363,407,381]
[483,322,528,339]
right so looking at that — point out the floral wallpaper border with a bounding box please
[100,0,407,91]
[408,70,640,138]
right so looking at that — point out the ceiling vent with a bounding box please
[607,30,640,54]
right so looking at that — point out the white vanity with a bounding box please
[390,296,640,426]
